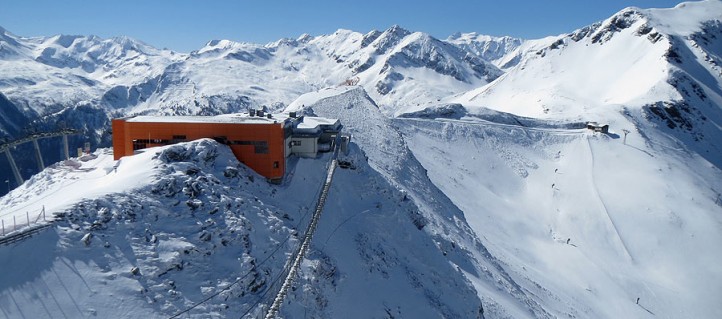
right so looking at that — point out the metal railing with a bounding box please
[262,136,341,319]
[0,206,52,246]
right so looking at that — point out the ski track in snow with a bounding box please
[585,135,634,262]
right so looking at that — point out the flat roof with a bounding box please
[296,116,340,129]
[126,114,285,124]
[123,113,340,129]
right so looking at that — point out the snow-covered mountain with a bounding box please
[0,27,182,115]
[0,136,492,318]
[1,1,722,318]
[402,1,722,317]
[4,82,719,318]
[452,0,722,164]
[126,25,502,117]
[310,26,502,113]
[446,32,524,69]
[0,24,500,122]
[0,91,526,318]
[0,24,504,192]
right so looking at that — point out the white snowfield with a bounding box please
[292,85,722,319]
[396,116,722,319]
[0,1,722,318]
[454,0,722,121]
[0,19,502,123]
[0,136,488,318]
[0,149,155,226]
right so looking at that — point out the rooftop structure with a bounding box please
[112,111,342,181]
[586,122,609,133]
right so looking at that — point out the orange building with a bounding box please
[112,112,341,181]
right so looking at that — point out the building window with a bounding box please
[172,135,187,140]
[273,161,279,168]
[213,136,229,144]
[290,140,302,146]
[132,140,145,150]
[229,140,268,154]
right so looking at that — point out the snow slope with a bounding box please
[0,136,492,318]
[288,86,569,318]
[291,81,722,318]
[0,24,505,193]
[0,23,508,196]
[454,1,722,121]
[1,1,722,318]
[393,3,722,316]
[450,0,722,168]
[395,114,722,318]
[0,24,500,120]
[446,32,524,69]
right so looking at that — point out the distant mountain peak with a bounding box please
[266,37,300,48]
[448,31,463,39]
[204,39,236,48]
[0,26,24,58]
[52,34,85,48]
[109,35,144,47]
[296,33,312,43]
[196,39,256,56]
[371,25,412,54]
[386,24,411,35]
[588,7,646,44]
[445,32,523,67]
[361,29,382,48]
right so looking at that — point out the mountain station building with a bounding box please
[112,111,342,181]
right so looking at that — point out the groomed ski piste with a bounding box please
[395,112,722,319]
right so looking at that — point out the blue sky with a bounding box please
[0,0,687,52]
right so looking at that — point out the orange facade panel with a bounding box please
[112,118,286,180]
[111,119,127,160]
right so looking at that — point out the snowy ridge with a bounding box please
[0,24,502,121]
[0,23,510,190]
[446,32,524,69]
[287,87,559,318]
[452,2,720,115]
[0,30,182,115]
[450,0,722,166]
[0,135,490,318]
[285,79,722,318]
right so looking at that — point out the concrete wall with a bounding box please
[286,137,318,158]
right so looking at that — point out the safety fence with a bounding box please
[0,206,53,246]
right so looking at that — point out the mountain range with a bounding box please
[0,1,721,318]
